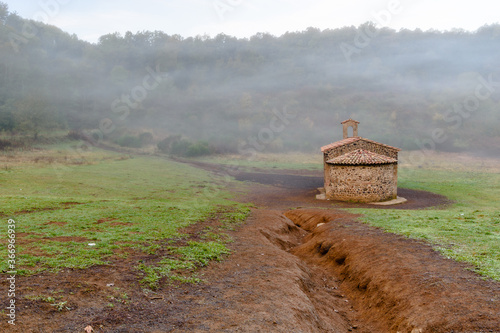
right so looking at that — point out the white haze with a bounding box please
[2,0,499,43]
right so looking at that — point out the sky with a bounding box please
[3,0,500,43]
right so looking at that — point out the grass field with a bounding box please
[352,153,500,280]
[193,152,323,171]
[0,144,249,289]
[198,150,500,280]
[1,146,499,284]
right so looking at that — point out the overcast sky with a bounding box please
[3,0,500,43]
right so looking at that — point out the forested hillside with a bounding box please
[1,2,499,154]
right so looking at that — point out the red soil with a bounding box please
[0,166,498,332]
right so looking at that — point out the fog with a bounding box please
[1,4,499,156]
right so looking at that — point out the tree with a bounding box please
[0,107,15,132]
[15,97,56,140]
[0,2,8,24]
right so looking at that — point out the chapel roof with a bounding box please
[341,118,360,124]
[326,149,398,165]
[320,137,401,153]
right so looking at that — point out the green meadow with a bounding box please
[193,152,323,171]
[1,146,498,286]
[352,161,500,280]
[206,151,500,280]
[0,145,249,289]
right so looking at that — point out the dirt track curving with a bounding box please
[1,163,498,332]
[233,171,451,210]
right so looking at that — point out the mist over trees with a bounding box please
[1,2,499,154]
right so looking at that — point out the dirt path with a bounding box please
[233,171,451,210]
[1,164,498,332]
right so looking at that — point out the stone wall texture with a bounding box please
[324,163,398,203]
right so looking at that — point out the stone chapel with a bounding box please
[320,119,400,203]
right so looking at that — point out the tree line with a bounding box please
[1,2,499,154]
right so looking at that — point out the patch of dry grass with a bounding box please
[194,152,323,170]
[0,146,131,169]
[399,150,500,174]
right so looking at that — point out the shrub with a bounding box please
[157,135,181,153]
[67,130,86,141]
[158,135,213,157]
[186,141,211,157]
[171,139,191,156]
[115,135,142,148]
[139,132,154,145]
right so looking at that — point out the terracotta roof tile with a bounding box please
[321,137,401,152]
[326,149,398,165]
[341,118,360,124]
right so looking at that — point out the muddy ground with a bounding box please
[0,165,498,332]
